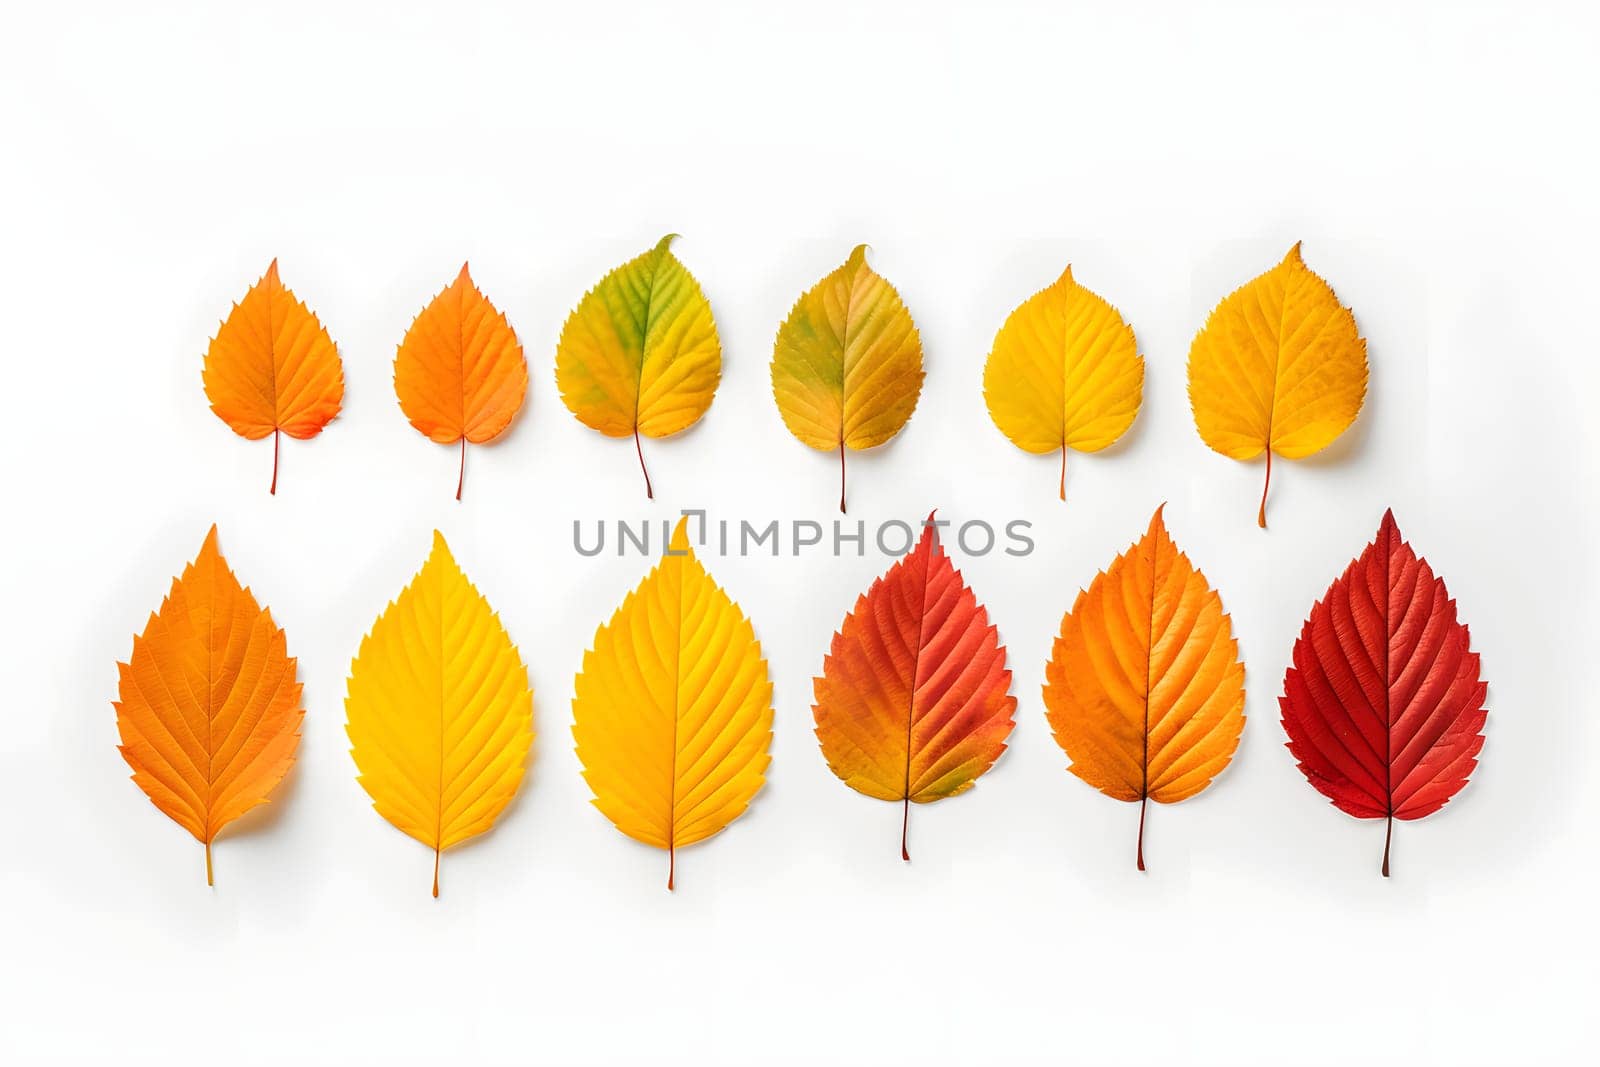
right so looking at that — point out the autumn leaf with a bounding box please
[345,532,533,896]
[555,235,721,499]
[813,512,1015,860]
[572,516,772,890]
[771,245,924,513]
[1279,509,1487,877]
[1043,505,1245,870]
[114,526,303,885]
[983,264,1144,501]
[394,264,528,500]
[202,260,345,494]
[1187,243,1368,527]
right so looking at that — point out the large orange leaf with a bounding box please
[394,263,528,500]
[1043,506,1245,869]
[114,526,304,884]
[202,259,345,494]
[813,512,1015,859]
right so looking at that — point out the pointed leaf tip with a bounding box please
[1056,263,1075,286]
[654,233,681,253]
[847,244,870,268]
[1285,241,1304,264]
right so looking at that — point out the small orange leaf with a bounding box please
[1043,506,1246,870]
[202,259,345,494]
[114,526,304,885]
[394,263,528,500]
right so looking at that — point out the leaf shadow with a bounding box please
[221,745,302,839]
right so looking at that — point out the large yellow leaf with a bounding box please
[345,532,533,897]
[555,235,722,499]
[572,516,773,890]
[770,245,924,512]
[1043,506,1246,870]
[114,526,303,885]
[1187,242,1368,527]
[982,264,1144,501]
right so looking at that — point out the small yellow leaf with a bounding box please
[572,517,773,890]
[555,235,722,499]
[770,245,924,512]
[1187,243,1368,527]
[983,264,1144,501]
[345,532,533,897]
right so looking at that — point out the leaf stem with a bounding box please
[455,438,465,501]
[433,846,441,898]
[205,840,214,887]
[1258,449,1272,528]
[839,441,847,514]
[1381,814,1392,878]
[1059,445,1067,503]
[635,427,654,500]
[1136,794,1147,872]
[270,427,280,496]
[667,844,675,891]
[900,796,911,862]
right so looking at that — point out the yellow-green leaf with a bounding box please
[555,235,721,499]
[770,245,924,512]
[982,264,1144,501]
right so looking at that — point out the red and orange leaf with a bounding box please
[812,511,1015,859]
[1279,509,1487,876]
[393,263,528,499]
[1043,505,1246,870]
[201,259,345,493]
[113,526,304,885]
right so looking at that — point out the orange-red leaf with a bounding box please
[394,263,528,499]
[1279,509,1487,876]
[812,512,1015,859]
[113,526,304,885]
[201,259,345,493]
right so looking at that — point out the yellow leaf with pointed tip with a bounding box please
[770,245,924,513]
[572,516,773,890]
[983,264,1144,501]
[1187,243,1368,527]
[345,532,533,897]
[555,235,722,499]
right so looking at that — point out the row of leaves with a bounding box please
[205,240,1367,525]
[115,507,1485,893]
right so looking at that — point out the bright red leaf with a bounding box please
[1279,509,1487,876]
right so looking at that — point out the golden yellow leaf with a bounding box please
[555,235,722,499]
[770,245,924,512]
[1043,506,1245,870]
[114,526,303,885]
[572,516,773,890]
[1187,242,1368,527]
[982,264,1144,501]
[201,259,345,494]
[345,532,533,896]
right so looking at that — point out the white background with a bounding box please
[2,1,1596,1063]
